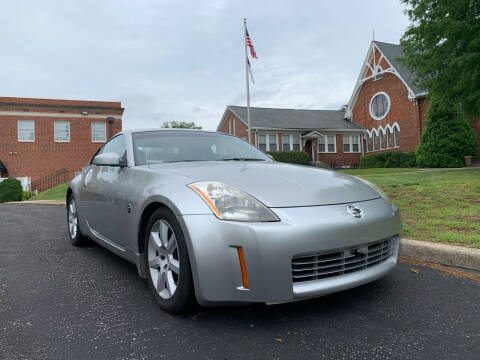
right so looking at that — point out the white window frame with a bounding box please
[54,120,70,143]
[91,122,106,143]
[268,133,278,152]
[369,91,390,120]
[292,134,301,151]
[257,133,279,151]
[318,134,336,153]
[281,134,290,151]
[379,129,384,150]
[393,127,400,147]
[18,120,35,142]
[343,135,361,153]
[386,128,391,148]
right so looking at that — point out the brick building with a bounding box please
[0,97,123,190]
[217,41,480,167]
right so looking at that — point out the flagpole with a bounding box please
[243,18,251,144]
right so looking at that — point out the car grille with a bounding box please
[291,237,395,283]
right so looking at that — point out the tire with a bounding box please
[144,207,196,314]
[67,196,89,247]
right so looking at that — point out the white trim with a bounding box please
[345,42,421,120]
[369,91,390,120]
[54,120,70,143]
[91,122,106,143]
[17,120,35,142]
[1,111,121,119]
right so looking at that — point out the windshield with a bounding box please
[132,131,270,165]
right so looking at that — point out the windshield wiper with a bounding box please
[220,158,266,161]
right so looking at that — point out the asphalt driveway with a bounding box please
[1,204,479,360]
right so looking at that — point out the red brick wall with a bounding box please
[352,72,421,153]
[0,98,123,184]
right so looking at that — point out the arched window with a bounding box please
[393,127,399,147]
[386,128,391,148]
[365,133,370,152]
[372,132,377,150]
[379,129,384,150]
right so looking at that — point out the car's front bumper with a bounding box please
[179,197,402,306]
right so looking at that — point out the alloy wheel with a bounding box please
[148,219,180,299]
[68,199,78,239]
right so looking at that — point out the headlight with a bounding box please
[188,181,279,222]
[353,176,391,201]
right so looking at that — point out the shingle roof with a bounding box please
[374,41,424,96]
[227,106,364,131]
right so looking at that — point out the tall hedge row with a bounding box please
[266,150,311,165]
[359,151,417,168]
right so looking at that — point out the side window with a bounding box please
[101,134,126,157]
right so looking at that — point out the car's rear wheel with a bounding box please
[67,196,88,246]
[144,207,196,314]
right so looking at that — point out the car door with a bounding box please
[83,134,129,248]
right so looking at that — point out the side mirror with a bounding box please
[92,152,122,167]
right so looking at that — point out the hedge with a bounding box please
[266,150,311,165]
[0,178,23,203]
[359,151,417,168]
[416,97,477,168]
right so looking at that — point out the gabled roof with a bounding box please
[344,41,427,119]
[223,106,364,131]
[374,41,423,95]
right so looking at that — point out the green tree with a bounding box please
[162,121,202,129]
[416,96,477,167]
[399,0,480,119]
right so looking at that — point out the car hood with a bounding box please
[146,161,381,207]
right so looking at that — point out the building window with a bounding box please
[372,132,378,150]
[370,92,390,120]
[393,127,399,147]
[292,135,300,150]
[18,120,35,142]
[379,129,384,150]
[91,122,106,142]
[318,135,336,153]
[258,134,267,151]
[365,133,370,152]
[386,128,391,148]
[282,134,290,151]
[269,134,277,152]
[54,121,70,142]
[343,135,361,153]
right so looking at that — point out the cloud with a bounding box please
[0,0,410,130]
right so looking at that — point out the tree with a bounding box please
[416,96,477,167]
[162,121,202,129]
[399,0,480,119]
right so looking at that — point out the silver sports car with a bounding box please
[67,129,402,313]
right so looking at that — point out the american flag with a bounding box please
[245,28,258,59]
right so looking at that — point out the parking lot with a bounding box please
[1,204,479,359]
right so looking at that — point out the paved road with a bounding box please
[1,204,479,360]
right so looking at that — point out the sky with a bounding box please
[0,0,411,131]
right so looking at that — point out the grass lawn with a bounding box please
[341,168,480,248]
[340,168,424,175]
[31,183,68,201]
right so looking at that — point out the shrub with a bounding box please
[266,150,311,165]
[0,178,23,203]
[416,97,477,168]
[22,190,34,201]
[359,151,417,168]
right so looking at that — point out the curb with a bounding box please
[401,238,480,271]
[6,200,65,206]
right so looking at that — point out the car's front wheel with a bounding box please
[144,207,196,314]
[67,196,88,246]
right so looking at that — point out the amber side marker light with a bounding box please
[236,247,250,289]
